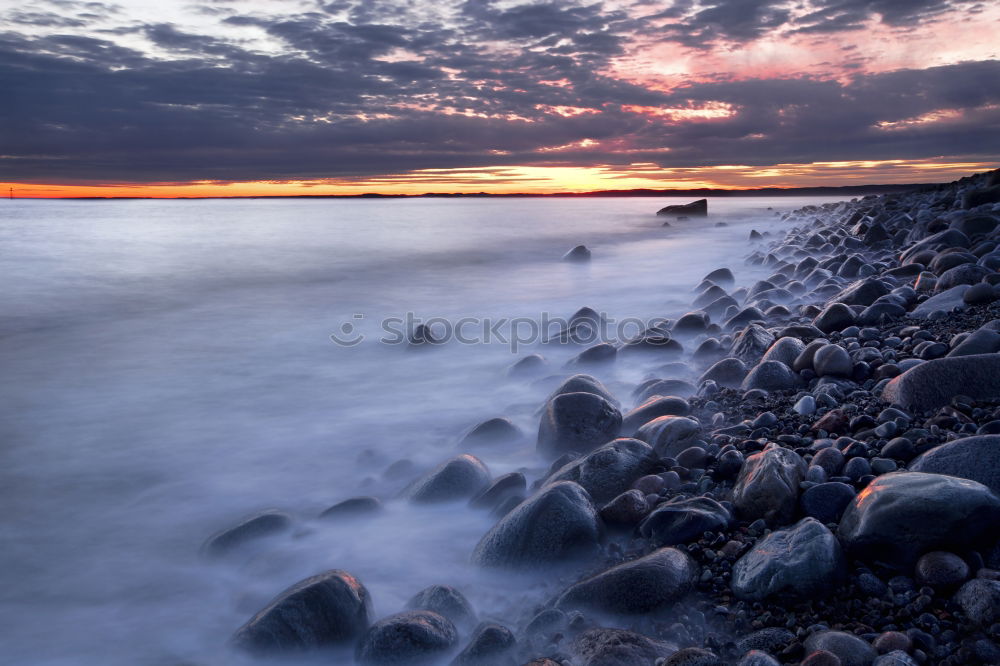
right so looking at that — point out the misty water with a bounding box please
[0,196,846,665]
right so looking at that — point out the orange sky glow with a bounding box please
[6,159,996,198]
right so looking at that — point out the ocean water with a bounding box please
[0,195,844,665]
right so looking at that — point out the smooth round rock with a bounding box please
[909,434,1000,494]
[356,610,458,665]
[406,455,491,503]
[814,344,853,378]
[405,585,476,632]
[803,631,877,666]
[732,445,806,525]
[800,482,855,524]
[546,438,656,503]
[915,551,969,588]
[537,392,622,457]
[555,547,697,614]
[232,569,373,653]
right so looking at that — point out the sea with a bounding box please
[0,195,848,664]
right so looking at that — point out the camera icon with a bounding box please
[330,314,365,347]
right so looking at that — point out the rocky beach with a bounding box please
[207,169,1000,666]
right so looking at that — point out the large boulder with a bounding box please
[571,628,676,666]
[740,360,798,392]
[356,610,458,665]
[732,445,806,525]
[203,510,293,557]
[936,263,992,292]
[406,455,491,503]
[837,472,1000,567]
[555,547,697,614]
[732,518,846,601]
[657,199,707,217]
[803,631,877,666]
[634,415,702,458]
[909,434,1000,494]
[405,585,476,633]
[813,302,856,333]
[537,392,622,457]
[882,354,1000,411]
[621,396,691,434]
[545,374,619,406]
[232,570,373,653]
[699,357,748,388]
[908,284,969,317]
[451,622,517,665]
[833,278,890,307]
[760,337,807,367]
[546,438,657,503]
[471,481,602,568]
[730,324,775,363]
[460,417,522,447]
[639,496,731,546]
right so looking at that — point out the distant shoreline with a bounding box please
[25,182,939,201]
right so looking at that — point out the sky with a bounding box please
[1,0,998,196]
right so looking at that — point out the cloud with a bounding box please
[0,0,997,185]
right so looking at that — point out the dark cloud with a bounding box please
[0,0,997,185]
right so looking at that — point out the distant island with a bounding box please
[62,183,939,200]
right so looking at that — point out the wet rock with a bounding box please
[834,278,890,307]
[761,337,807,367]
[963,281,998,304]
[730,324,775,363]
[662,647,724,665]
[563,245,591,262]
[633,378,697,401]
[914,551,969,588]
[555,547,697,614]
[737,651,781,666]
[800,482,855,524]
[935,263,991,291]
[657,199,708,217]
[451,622,516,666]
[232,569,373,653]
[460,418,522,447]
[356,610,458,665]
[732,445,806,525]
[882,354,1000,411]
[572,627,676,666]
[908,284,969,317]
[507,354,547,377]
[837,472,1000,567]
[320,497,383,521]
[699,357,749,389]
[873,651,917,666]
[471,481,602,568]
[814,303,856,333]
[954,577,1000,626]
[639,496,731,546]
[621,396,691,434]
[470,473,527,511]
[407,455,491,503]
[736,627,795,655]
[203,510,293,557]
[634,415,703,458]
[703,267,735,286]
[803,631,877,666]
[546,438,657,503]
[546,374,619,406]
[732,518,846,601]
[600,489,649,525]
[813,344,853,377]
[569,343,617,366]
[405,585,476,633]
[909,434,1000,493]
[741,360,798,392]
[537,392,622,457]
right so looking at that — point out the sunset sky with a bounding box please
[2,0,998,196]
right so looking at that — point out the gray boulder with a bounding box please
[814,302,856,333]
[634,415,702,458]
[232,569,373,653]
[571,628,676,666]
[203,510,293,557]
[451,622,516,666]
[621,396,691,434]
[730,324,775,363]
[356,610,458,665]
[555,547,697,614]
[882,354,1000,411]
[732,445,806,525]
[471,481,602,568]
[936,263,991,291]
[760,337,807,367]
[405,585,476,633]
[910,434,1000,493]
[699,357,748,388]
[837,472,1000,567]
[909,285,969,317]
[834,278,890,307]
[460,417,522,447]
[740,360,798,392]
[407,455,491,503]
[546,438,657,503]
[639,496,731,546]
[803,631,876,666]
[813,344,852,377]
[537,392,622,457]
[732,518,846,601]
[954,578,1000,626]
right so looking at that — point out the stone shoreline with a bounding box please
[215,168,1000,665]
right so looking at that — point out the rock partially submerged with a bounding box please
[656,199,708,217]
[232,570,372,654]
